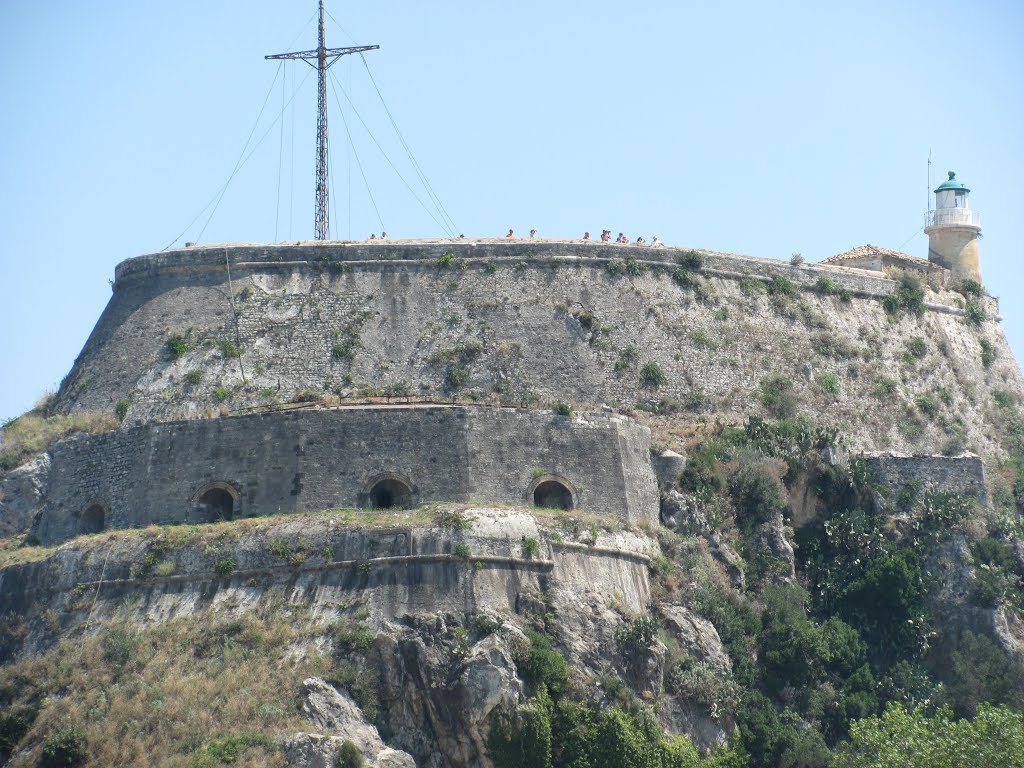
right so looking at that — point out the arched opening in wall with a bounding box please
[533,480,574,510]
[193,486,236,523]
[80,504,106,534]
[367,478,414,509]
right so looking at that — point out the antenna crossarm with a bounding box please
[265,44,379,62]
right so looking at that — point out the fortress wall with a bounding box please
[34,406,657,545]
[465,409,658,524]
[862,453,989,508]
[52,242,1024,458]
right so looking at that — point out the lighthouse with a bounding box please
[925,171,981,284]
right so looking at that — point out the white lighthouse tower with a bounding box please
[924,171,981,284]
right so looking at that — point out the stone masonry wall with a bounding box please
[863,452,989,509]
[50,241,1024,458]
[34,405,658,545]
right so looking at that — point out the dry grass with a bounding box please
[0,409,118,471]
[0,503,626,571]
[0,534,55,568]
[1,608,333,767]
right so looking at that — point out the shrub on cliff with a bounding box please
[881,274,924,317]
[728,456,786,524]
[760,375,798,419]
[40,723,86,768]
[640,362,668,389]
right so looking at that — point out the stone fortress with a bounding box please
[13,170,1023,545]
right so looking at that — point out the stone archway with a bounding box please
[362,473,417,509]
[79,503,106,534]
[192,483,239,523]
[530,476,576,510]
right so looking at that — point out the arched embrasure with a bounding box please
[192,483,239,522]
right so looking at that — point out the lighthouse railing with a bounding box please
[924,208,981,228]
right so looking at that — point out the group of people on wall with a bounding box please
[360,229,665,246]
[503,228,663,246]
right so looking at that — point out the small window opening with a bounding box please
[195,487,235,522]
[533,480,573,510]
[368,478,413,509]
[80,504,106,534]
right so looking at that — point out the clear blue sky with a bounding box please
[1,0,1022,423]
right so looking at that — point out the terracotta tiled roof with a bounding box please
[822,244,943,271]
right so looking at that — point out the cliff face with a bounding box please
[52,241,1022,457]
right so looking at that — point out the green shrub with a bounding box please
[623,257,645,276]
[187,369,204,385]
[219,339,241,358]
[812,332,857,360]
[167,333,191,359]
[979,339,996,368]
[729,457,786,523]
[0,704,37,760]
[436,251,466,270]
[433,509,474,533]
[40,723,86,768]
[335,740,365,768]
[445,363,469,389]
[522,538,540,560]
[882,275,925,317]
[614,346,638,372]
[815,276,838,294]
[486,689,553,768]
[213,387,230,402]
[553,402,572,417]
[328,665,381,722]
[790,252,805,266]
[694,586,760,686]
[454,542,472,560]
[189,733,274,767]
[616,616,659,655]
[761,374,798,418]
[677,249,704,270]
[639,362,667,389]
[678,446,726,497]
[906,337,927,359]
[215,557,237,576]
[914,393,938,417]
[872,378,897,398]
[689,329,718,350]
[606,260,624,277]
[767,275,797,297]
[671,258,712,300]
[939,632,1024,717]
[739,276,766,295]
[518,629,570,697]
[993,389,1016,409]
[648,555,673,578]
[958,278,983,297]
[115,398,131,422]
[818,371,841,399]
[964,297,987,326]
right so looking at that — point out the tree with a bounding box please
[835,703,1024,768]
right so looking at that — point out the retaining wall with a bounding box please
[33,406,658,545]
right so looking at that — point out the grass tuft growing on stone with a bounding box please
[0,410,119,471]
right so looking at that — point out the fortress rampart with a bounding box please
[51,240,1023,458]
[33,405,658,545]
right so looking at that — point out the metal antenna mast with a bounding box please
[266,1,378,240]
